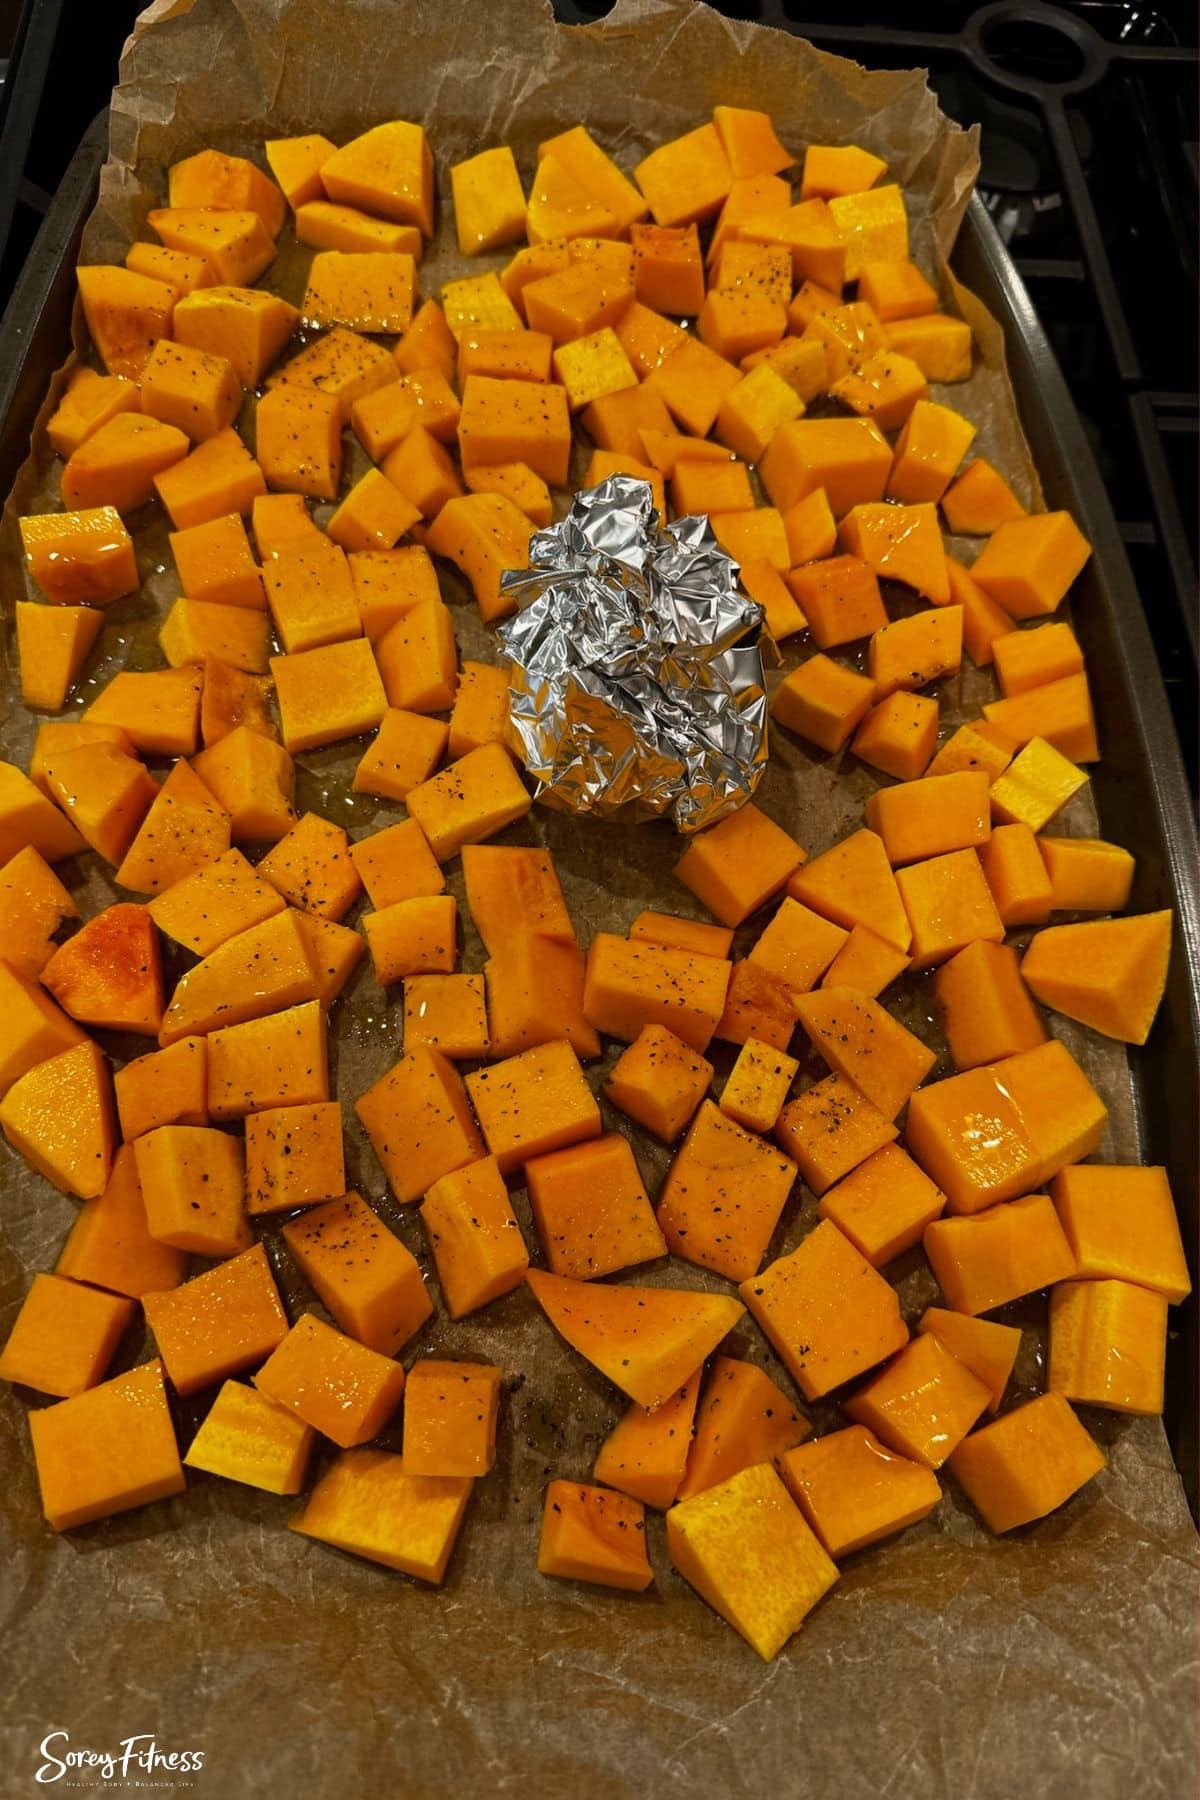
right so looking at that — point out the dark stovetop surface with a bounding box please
[0,0,1196,774]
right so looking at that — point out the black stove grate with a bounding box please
[1,0,1196,777]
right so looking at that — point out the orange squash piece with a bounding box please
[290,1447,472,1583]
[672,802,805,927]
[283,1191,432,1355]
[582,932,730,1055]
[526,1132,664,1280]
[978,822,1054,927]
[788,827,911,953]
[676,1356,810,1502]
[657,1099,797,1283]
[0,1040,116,1201]
[1020,911,1172,1045]
[57,1143,187,1299]
[947,1393,1104,1533]
[29,1360,185,1532]
[933,939,1046,1071]
[320,119,434,235]
[852,690,939,782]
[772,654,876,753]
[255,1312,406,1449]
[538,1480,653,1591]
[779,1426,940,1558]
[245,1101,345,1216]
[796,986,935,1119]
[143,1242,288,1396]
[204,1000,328,1121]
[465,1037,599,1176]
[866,770,991,868]
[844,1332,991,1469]
[0,1272,134,1398]
[602,1024,713,1144]
[1051,1164,1190,1304]
[916,1308,1020,1413]
[761,416,892,516]
[923,1192,1076,1315]
[642,337,742,438]
[817,1141,945,1267]
[357,1045,485,1203]
[420,1155,530,1319]
[402,1360,502,1478]
[940,458,1027,535]
[774,1071,898,1197]
[983,671,1099,763]
[148,845,285,958]
[969,511,1092,618]
[989,736,1089,832]
[405,743,531,861]
[1049,1278,1166,1416]
[748,897,848,998]
[133,1124,249,1257]
[184,1380,314,1496]
[819,923,910,999]
[41,903,163,1036]
[593,1372,701,1511]
[787,555,887,649]
[0,847,77,980]
[718,1036,799,1135]
[76,264,176,376]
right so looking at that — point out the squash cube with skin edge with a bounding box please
[154,427,266,531]
[990,738,1089,833]
[582,933,731,1056]
[0,961,87,1096]
[485,934,600,1063]
[779,1427,941,1560]
[356,1045,485,1204]
[0,847,77,981]
[673,802,805,929]
[978,823,1054,927]
[0,1273,134,1398]
[844,1332,991,1470]
[172,286,300,389]
[405,743,531,863]
[205,1000,328,1122]
[969,511,1092,619]
[425,491,533,624]
[149,846,284,958]
[320,120,434,236]
[795,987,935,1121]
[353,710,448,802]
[667,1462,838,1662]
[291,1447,472,1584]
[272,639,389,755]
[917,1309,1020,1414]
[852,691,940,783]
[115,1036,207,1142]
[719,1038,799,1135]
[820,925,910,1000]
[327,470,421,554]
[57,1143,187,1299]
[740,1219,908,1401]
[61,412,190,516]
[245,1102,346,1216]
[158,907,317,1044]
[29,1360,185,1533]
[538,1481,653,1592]
[403,1361,502,1477]
[134,1124,250,1258]
[1020,911,1172,1046]
[374,598,459,716]
[19,506,138,608]
[941,459,1028,536]
[255,386,342,502]
[283,1191,433,1356]
[142,1243,288,1397]
[185,1380,314,1496]
[254,1313,406,1449]
[348,546,441,640]
[932,940,1046,1071]
[526,1269,744,1411]
[16,603,103,713]
[466,1038,600,1177]
[457,374,572,486]
[1051,1164,1190,1304]
[602,1025,713,1144]
[774,1075,898,1198]
[404,974,490,1061]
[350,818,444,910]
[1049,1278,1167,1416]
[817,1141,945,1267]
[257,813,361,922]
[677,1357,810,1503]
[947,1392,1104,1534]
[301,251,416,335]
[364,894,458,986]
[923,1193,1076,1316]
[714,961,799,1054]
[786,556,887,650]
[593,1373,701,1511]
[0,1040,116,1201]
[866,770,991,868]
[421,1155,529,1319]
[748,898,848,1000]
[526,1132,665,1281]
[771,656,876,755]
[75,264,176,377]
[41,903,163,1038]
[658,1100,797,1284]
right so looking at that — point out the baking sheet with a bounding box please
[0,2,1197,1795]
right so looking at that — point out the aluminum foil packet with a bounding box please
[497,476,768,834]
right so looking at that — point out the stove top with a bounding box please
[1,0,1196,775]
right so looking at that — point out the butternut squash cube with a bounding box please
[466,1038,599,1176]
[905,1061,1039,1217]
[140,337,242,444]
[421,1155,529,1319]
[76,264,175,376]
[61,411,190,515]
[425,491,533,624]
[658,1100,797,1284]
[114,1036,207,1143]
[15,602,104,712]
[673,802,804,928]
[1050,1164,1189,1304]
[830,349,929,432]
[149,845,285,956]
[83,667,202,758]
[719,1036,799,1135]
[800,300,889,381]
[255,385,343,502]
[941,458,1027,535]
[290,1447,472,1583]
[852,690,939,781]
[740,558,807,642]
[123,243,212,300]
[933,939,1046,1071]
[642,337,743,438]
[457,373,572,485]
[0,847,77,980]
[887,398,976,504]
[463,461,553,527]
[582,932,731,1055]
[697,286,787,363]
[57,1143,187,1298]
[866,769,991,867]
[272,638,389,753]
[630,221,706,315]
[709,506,790,570]
[897,848,1005,968]
[250,813,359,921]
[447,660,512,760]
[710,175,791,266]
[283,1190,433,1354]
[526,1268,743,1410]
[667,1462,837,1660]
[969,510,1091,618]
[858,258,938,322]
[916,1308,1020,1412]
[538,1479,653,1591]
[713,106,792,180]
[404,973,489,1061]
[714,960,797,1053]
[787,554,887,648]
[297,200,422,257]
[819,923,910,999]
[983,671,1099,763]
[451,144,527,254]
[795,986,935,1119]
[170,512,265,610]
[143,1242,288,1396]
[924,1192,1075,1315]
[738,199,846,290]
[671,455,754,516]
[364,894,457,985]
[302,250,416,334]
[254,1312,406,1448]
[159,595,269,673]
[168,146,283,234]
[373,596,459,716]
[148,206,275,286]
[538,125,648,234]
[134,1124,250,1257]
[634,123,732,228]
[1021,910,1171,1046]
[159,907,317,1043]
[461,844,574,953]
[265,131,336,207]
[327,469,420,554]
[947,1392,1104,1533]
[485,934,599,1061]
[977,822,1054,927]
[185,1379,314,1495]
[0,760,84,865]
[245,1101,345,1215]
[46,367,140,459]
[357,1045,485,1203]
[0,1272,133,1398]
[779,1425,940,1558]
[353,713,447,805]
[404,1360,502,1478]
[602,1025,712,1144]
[1039,836,1135,914]
[748,897,848,998]
[714,364,804,464]
[350,817,444,910]
[172,286,300,388]
[442,271,524,340]
[526,1132,664,1280]
[593,1373,700,1512]
[318,119,435,235]
[348,546,440,639]
[773,1074,898,1197]
[884,312,972,382]
[989,737,1089,832]
[1049,1278,1166,1416]
[844,1332,990,1469]
[0,1040,115,1200]
[946,555,1016,665]
[394,298,458,377]
[817,1141,945,1266]
[844,503,951,607]
[771,655,876,753]
[926,719,1015,783]
[740,1218,908,1399]
[19,505,138,607]
[674,1356,808,1504]
[29,1359,185,1532]
[41,902,163,1036]
[405,743,531,862]
[800,142,885,201]
[294,913,363,1007]
[0,961,87,1096]
[154,426,266,530]
[206,1000,328,1121]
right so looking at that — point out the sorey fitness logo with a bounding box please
[35,1731,205,1785]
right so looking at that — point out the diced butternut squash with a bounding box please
[1020,910,1171,1045]
[356,1045,485,1203]
[0,1040,115,1200]
[143,1242,288,1395]
[15,603,104,713]
[852,691,939,782]
[57,1143,187,1298]
[19,505,138,607]
[719,1036,799,1135]
[425,491,533,623]
[133,1123,249,1257]
[818,1141,944,1267]
[795,987,934,1119]
[916,1308,1020,1413]
[0,1272,134,1398]
[320,119,434,235]
[538,1480,652,1591]
[0,960,87,1097]
[173,286,300,388]
[405,743,531,861]
[255,1312,406,1448]
[978,822,1054,927]
[676,1356,808,1503]
[421,1155,529,1318]
[819,924,909,998]
[603,1024,712,1144]
[61,411,190,515]
[184,1380,314,1495]
[205,1000,328,1121]
[771,654,875,753]
[0,848,77,980]
[583,932,730,1054]
[290,1447,471,1583]
[983,672,1099,763]
[159,907,317,1044]
[923,1193,1076,1315]
[593,1372,700,1511]
[932,940,1046,1070]
[1049,1278,1166,1416]
[844,1332,991,1469]
[349,818,444,909]
[779,1425,940,1558]
[866,770,991,867]
[149,844,285,956]
[941,458,1027,535]
[657,1099,797,1282]
[114,1036,207,1141]
[947,1393,1104,1532]
[1051,1164,1189,1304]
[374,597,459,714]
[272,638,389,754]
[283,1191,432,1354]
[785,555,886,649]
[990,737,1089,832]
[302,250,416,334]
[526,1132,664,1280]
[364,894,457,985]
[673,803,804,927]
[466,1038,599,1175]
[245,1101,345,1215]
[774,1074,898,1197]
[76,264,176,377]
[29,1360,185,1532]
[404,973,489,1061]
[41,902,163,1036]
[969,511,1091,618]
[1040,836,1136,914]
[154,426,266,530]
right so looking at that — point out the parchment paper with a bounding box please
[0,3,1196,1796]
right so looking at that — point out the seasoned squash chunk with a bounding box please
[538,1480,653,1591]
[29,1360,185,1532]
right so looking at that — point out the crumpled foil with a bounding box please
[497,476,767,834]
